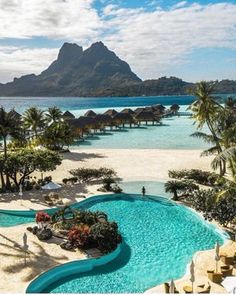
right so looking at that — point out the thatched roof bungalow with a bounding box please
[170,104,180,114]
[62,111,75,120]
[68,116,95,137]
[103,109,118,117]
[84,110,97,117]
[113,112,135,127]
[134,107,145,115]
[9,109,22,120]
[135,110,157,125]
[120,108,135,115]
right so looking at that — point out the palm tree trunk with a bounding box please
[206,119,225,175]
[3,136,11,190]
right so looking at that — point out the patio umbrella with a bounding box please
[42,181,61,190]
[222,277,236,293]
[190,260,195,292]
[170,279,175,293]
[215,242,220,273]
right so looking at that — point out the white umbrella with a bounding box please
[190,260,195,292]
[42,181,61,190]
[222,277,236,293]
[215,242,220,273]
[170,279,175,293]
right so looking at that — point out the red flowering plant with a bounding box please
[68,224,90,247]
[36,211,51,228]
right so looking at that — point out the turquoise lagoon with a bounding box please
[0,95,219,149]
[45,195,226,293]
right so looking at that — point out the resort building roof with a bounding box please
[62,111,75,119]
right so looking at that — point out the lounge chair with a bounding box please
[220,265,233,277]
[44,195,54,206]
[207,270,222,284]
[196,282,211,294]
[220,254,234,265]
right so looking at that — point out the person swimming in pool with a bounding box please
[142,186,146,196]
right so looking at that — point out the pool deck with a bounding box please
[0,223,86,293]
[146,240,236,294]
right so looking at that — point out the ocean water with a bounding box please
[0,95,224,149]
[0,95,195,113]
[47,195,225,293]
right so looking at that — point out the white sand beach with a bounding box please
[0,148,213,210]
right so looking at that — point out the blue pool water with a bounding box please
[0,213,34,227]
[43,195,225,293]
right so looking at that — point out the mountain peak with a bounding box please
[58,42,83,63]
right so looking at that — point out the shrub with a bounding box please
[102,177,116,191]
[68,224,91,247]
[69,167,116,183]
[36,211,51,223]
[89,221,122,253]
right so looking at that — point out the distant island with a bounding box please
[0,41,236,97]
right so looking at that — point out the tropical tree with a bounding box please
[40,121,75,150]
[189,81,225,174]
[2,149,62,189]
[0,107,22,189]
[23,107,45,138]
[45,107,63,124]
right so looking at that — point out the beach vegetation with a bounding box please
[34,206,121,254]
[23,107,46,138]
[69,167,117,183]
[190,81,236,176]
[165,180,199,201]
[1,149,61,190]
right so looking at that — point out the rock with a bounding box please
[60,241,75,250]
[31,226,39,235]
[36,228,53,240]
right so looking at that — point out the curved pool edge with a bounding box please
[0,193,170,218]
[26,242,122,293]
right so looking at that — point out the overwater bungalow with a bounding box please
[152,104,166,114]
[68,116,95,137]
[9,109,22,120]
[93,114,112,132]
[112,112,136,128]
[170,104,180,114]
[120,108,135,115]
[134,110,157,125]
[84,110,97,117]
[134,107,145,115]
[103,109,118,117]
[62,111,75,120]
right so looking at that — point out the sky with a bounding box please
[0,0,236,83]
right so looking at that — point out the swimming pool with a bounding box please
[38,194,225,293]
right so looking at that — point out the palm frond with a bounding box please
[211,146,236,170]
[201,146,218,157]
[191,132,216,144]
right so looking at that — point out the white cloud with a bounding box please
[102,2,236,79]
[0,1,236,82]
[0,0,104,41]
[0,46,58,82]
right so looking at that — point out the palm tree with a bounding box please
[23,107,45,138]
[46,107,63,125]
[165,180,183,201]
[0,107,22,189]
[212,146,236,179]
[189,81,225,174]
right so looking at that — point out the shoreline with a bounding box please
[0,148,212,210]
